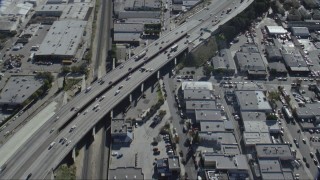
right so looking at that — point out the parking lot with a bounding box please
[110,106,173,179]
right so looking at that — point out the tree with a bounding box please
[203,65,214,77]
[61,66,70,74]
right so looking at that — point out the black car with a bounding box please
[26,173,32,180]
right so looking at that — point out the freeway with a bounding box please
[0,0,253,179]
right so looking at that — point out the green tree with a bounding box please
[203,65,214,76]
[61,66,71,74]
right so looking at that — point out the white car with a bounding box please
[112,152,118,156]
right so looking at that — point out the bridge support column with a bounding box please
[72,147,76,162]
[129,94,132,102]
[92,126,96,139]
[112,58,116,70]
[110,110,113,119]
[141,83,144,93]
[157,71,160,79]
[174,58,177,66]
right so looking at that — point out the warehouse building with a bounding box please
[0,76,43,108]
[291,27,310,37]
[266,26,287,36]
[211,49,236,75]
[36,20,86,61]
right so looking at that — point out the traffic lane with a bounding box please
[286,121,318,177]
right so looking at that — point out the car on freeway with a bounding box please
[70,125,76,132]
[115,90,120,95]
[311,152,314,158]
[50,128,55,133]
[66,141,71,146]
[26,173,32,180]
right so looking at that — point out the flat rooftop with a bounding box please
[241,111,266,121]
[235,91,272,112]
[184,89,213,100]
[243,121,269,133]
[37,20,86,57]
[185,100,216,111]
[114,23,144,33]
[256,144,293,159]
[243,132,271,145]
[114,32,140,42]
[111,119,127,135]
[199,132,238,145]
[108,167,144,180]
[235,52,266,72]
[196,110,223,121]
[200,121,225,132]
[182,81,213,91]
[282,51,309,72]
[203,154,249,171]
[0,76,43,105]
[296,103,320,117]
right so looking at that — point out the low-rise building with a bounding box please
[282,52,309,73]
[255,144,294,160]
[36,20,86,61]
[108,167,144,180]
[156,157,181,177]
[183,89,213,101]
[291,27,310,37]
[258,159,294,180]
[185,100,217,115]
[235,49,267,79]
[0,76,43,108]
[202,154,250,177]
[265,45,282,61]
[111,118,133,143]
[181,81,213,91]
[211,49,236,75]
[235,91,272,112]
[266,26,287,36]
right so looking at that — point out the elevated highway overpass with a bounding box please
[0,0,254,179]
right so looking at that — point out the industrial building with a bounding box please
[291,27,310,37]
[0,76,43,108]
[235,51,267,78]
[111,118,133,143]
[36,4,92,20]
[36,20,86,61]
[211,49,236,75]
[266,26,287,36]
[234,90,272,112]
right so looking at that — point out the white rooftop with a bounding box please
[182,81,213,91]
[37,20,86,56]
[266,26,287,35]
